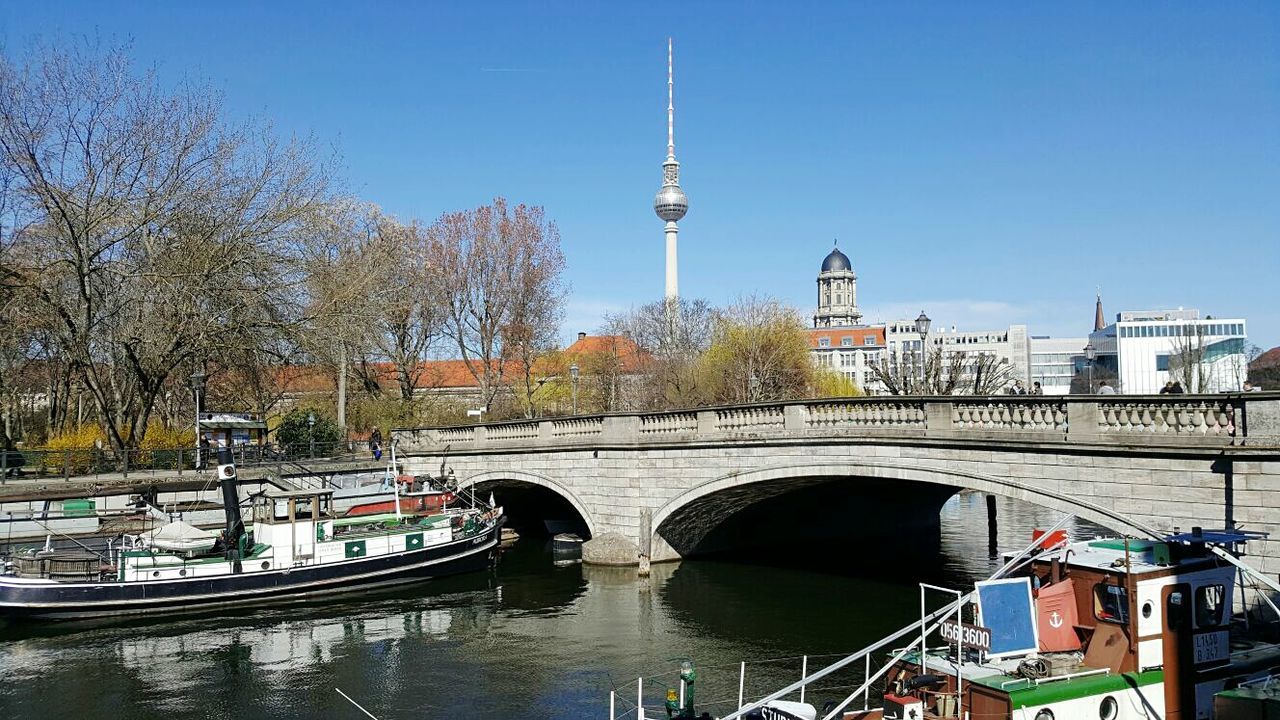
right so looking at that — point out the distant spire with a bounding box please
[1094,291,1105,332]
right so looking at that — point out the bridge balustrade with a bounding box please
[396,393,1280,453]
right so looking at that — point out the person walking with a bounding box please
[1170,381,1185,394]
[1097,381,1116,395]
[369,427,383,462]
[1030,381,1043,396]
[1159,382,1173,394]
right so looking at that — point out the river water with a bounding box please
[0,492,1105,719]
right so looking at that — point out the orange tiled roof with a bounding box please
[563,334,649,373]
[807,326,886,349]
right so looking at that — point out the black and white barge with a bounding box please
[0,448,504,621]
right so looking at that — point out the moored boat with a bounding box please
[0,446,504,621]
[614,519,1280,720]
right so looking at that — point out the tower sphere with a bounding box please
[821,247,851,272]
[654,184,688,222]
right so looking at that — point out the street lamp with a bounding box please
[914,311,931,395]
[569,363,580,415]
[307,411,316,458]
[190,369,206,470]
[1084,343,1096,394]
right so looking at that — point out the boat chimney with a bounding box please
[217,446,245,573]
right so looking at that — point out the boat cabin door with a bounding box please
[1162,583,1193,720]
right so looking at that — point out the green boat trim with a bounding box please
[968,669,1163,708]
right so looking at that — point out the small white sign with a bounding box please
[1193,630,1229,665]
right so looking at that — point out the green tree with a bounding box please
[275,407,342,455]
[699,295,815,404]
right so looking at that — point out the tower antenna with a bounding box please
[667,37,675,158]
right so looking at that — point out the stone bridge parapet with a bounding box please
[398,394,1280,455]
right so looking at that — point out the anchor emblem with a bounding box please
[1049,611,1063,629]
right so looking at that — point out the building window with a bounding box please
[818,337,830,348]
[841,337,852,347]
[1156,354,1170,371]
[864,336,876,346]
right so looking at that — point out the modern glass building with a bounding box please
[1086,309,1248,394]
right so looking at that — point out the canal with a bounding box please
[0,492,1105,719]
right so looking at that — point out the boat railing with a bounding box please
[608,515,1079,720]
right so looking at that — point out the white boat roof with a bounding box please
[1016,537,1214,575]
[263,487,335,499]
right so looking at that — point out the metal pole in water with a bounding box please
[609,690,615,720]
[638,676,644,720]
[986,494,997,554]
[335,688,381,720]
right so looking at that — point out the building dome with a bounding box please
[821,247,851,272]
[654,184,688,222]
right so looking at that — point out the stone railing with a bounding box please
[952,401,1069,431]
[394,393,1280,454]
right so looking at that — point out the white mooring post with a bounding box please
[738,661,746,710]
[637,677,644,720]
[864,654,871,711]
[609,690,615,720]
[800,656,808,704]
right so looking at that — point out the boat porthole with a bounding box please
[178,569,186,577]
[1142,601,1153,618]
[1100,696,1118,720]
[152,571,160,578]
[261,561,270,570]
[1035,710,1054,720]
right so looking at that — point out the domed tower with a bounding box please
[814,244,861,328]
[653,38,688,301]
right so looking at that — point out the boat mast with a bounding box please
[216,446,245,573]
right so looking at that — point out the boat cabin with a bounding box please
[250,488,336,564]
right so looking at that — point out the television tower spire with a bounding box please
[654,37,688,302]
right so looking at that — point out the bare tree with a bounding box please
[604,297,716,409]
[870,347,1014,395]
[1169,326,1209,393]
[0,41,330,452]
[435,198,566,415]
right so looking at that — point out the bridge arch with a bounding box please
[651,460,1161,558]
[458,469,598,538]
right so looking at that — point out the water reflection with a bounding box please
[0,491,1109,719]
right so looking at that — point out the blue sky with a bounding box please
[4,2,1278,349]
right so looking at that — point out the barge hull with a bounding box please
[0,523,502,621]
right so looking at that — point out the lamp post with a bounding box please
[914,311,932,395]
[1084,343,1096,394]
[190,369,206,470]
[569,363,580,415]
[307,411,316,459]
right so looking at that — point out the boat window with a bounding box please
[1099,696,1118,720]
[1093,583,1129,624]
[1167,591,1185,631]
[274,501,290,522]
[1196,585,1225,627]
[295,498,314,521]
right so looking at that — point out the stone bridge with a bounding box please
[393,394,1280,573]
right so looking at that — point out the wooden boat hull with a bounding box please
[0,521,503,621]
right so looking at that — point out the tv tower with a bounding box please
[653,38,688,301]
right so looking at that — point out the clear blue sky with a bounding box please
[5,2,1278,349]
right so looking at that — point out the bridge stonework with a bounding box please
[394,395,1280,573]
